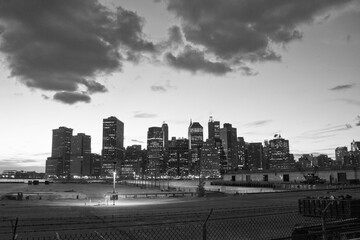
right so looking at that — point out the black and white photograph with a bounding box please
[1,0,360,239]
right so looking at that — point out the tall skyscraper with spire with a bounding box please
[101,116,124,177]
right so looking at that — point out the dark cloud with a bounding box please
[165,46,232,75]
[0,0,154,104]
[53,92,91,104]
[167,26,184,47]
[163,0,351,73]
[330,84,354,91]
[112,6,156,52]
[134,112,157,118]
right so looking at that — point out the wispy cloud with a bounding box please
[337,98,360,106]
[329,84,355,91]
[244,120,272,127]
[150,80,177,93]
[296,124,353,141]
[133,112,157,118]
[131,139,144,144]
[356,115,360,126]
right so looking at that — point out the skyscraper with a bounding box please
[335,146,348,165]
[162,122,169,151]
[188,120,203,175]
[123,145,144,179]
[46,126,73,177]
[70,133,91,177]
[101,116,124,177]
[168,137,190,177]
[268,135,291,169]
[208,116,220,141]
[247,142,263,170]
[220,123,238,171]
[200,139,221,178]
[147,126,164,176]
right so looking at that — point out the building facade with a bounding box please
[247,142,264,170]
[208,116,220,141]
[200,139,221,178]
[268,135,291,169]
[335,146,349,165]
[147,127,164,176]
[46,126,73,177]
[70,133,91,177]
[220,123,238,172]
[168,137,190,177]
[101,116,124,177]
[188,121,203,176]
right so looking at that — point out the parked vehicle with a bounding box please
[300,173,326,184]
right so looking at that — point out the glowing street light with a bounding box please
[112,161,116,206]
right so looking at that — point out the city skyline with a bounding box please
[1,0,360,172]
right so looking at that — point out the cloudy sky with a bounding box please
[0,0,359,172]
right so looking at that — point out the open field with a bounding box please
[1,183,360,239]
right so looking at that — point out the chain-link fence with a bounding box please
[2,209,360,240]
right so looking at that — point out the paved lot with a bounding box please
[1,183,360,239]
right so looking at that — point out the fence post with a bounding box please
[203,208,213,240]
[11,217,18,240]
[321,201,333,240]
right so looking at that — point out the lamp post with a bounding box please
[113,161,116,206]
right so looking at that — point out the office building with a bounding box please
[220,123,238,172]
[335,146,348,165]
[200,139,221,178]
[247,142,263,170]
[101,116,124,177]
[70,133,91,177]
[188,120,203,175]
[147,126,164,176]
[268,135,291,169]
[168,137,190,177]
[46,126,73,177]
[124,145,146,179]
[208,116,220,141]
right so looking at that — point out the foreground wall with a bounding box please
[223,168,360,184]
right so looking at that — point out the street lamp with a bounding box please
[113,161,116,206]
